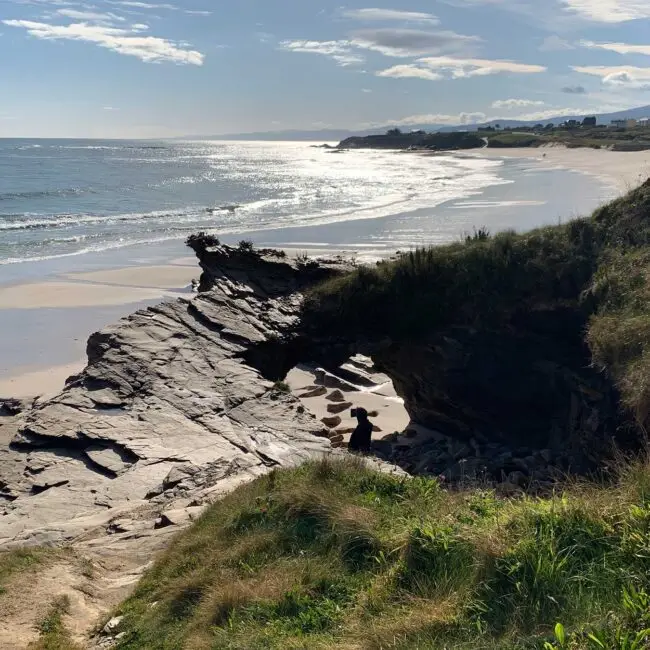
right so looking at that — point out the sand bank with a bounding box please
[0,265,197,310]
[0,264,198,396]
[476,146,650,194]
[0,361,84,400]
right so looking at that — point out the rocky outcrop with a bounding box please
[0,246,352,548]
[338,131,485,151]
[368,319,625,473]
[299,310,631,478]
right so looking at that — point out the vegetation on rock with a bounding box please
[337,130,485,151]
[108,456,650,649]
[303,179,650,433]
[186,232,221,255]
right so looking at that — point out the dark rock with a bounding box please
[314,369,359,392]
[507,471,528,487]
[0,398,31,417]
[321,416,342,429]
[298,386,327,398]
[327,402,353,415]
[540,449,553,463]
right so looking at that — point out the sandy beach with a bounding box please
[0,263,198,398]
[476,146,650,194]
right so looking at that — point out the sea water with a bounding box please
[0,139,615,272]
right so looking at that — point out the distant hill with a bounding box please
[182,106,650,141]
[445,105,650,132]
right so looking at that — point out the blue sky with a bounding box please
[2,0,650,137]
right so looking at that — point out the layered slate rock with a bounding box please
[0,246,348,547]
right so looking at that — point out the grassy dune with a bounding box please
[109,456,650,649]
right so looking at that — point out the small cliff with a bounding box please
[338,131,484,151]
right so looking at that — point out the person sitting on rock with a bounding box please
[348,407,373,454]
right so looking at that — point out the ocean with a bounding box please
[0,138,615,272]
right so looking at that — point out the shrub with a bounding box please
[185,232,220,254]
[238,239,255,253]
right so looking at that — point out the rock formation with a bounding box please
[337,131,485,151]
[0,245,351,549]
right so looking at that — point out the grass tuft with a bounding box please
[28,596,81,650]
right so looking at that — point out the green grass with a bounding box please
[0,547,55,596]
[302,219,598,340]
[487,133,546,147]
[485,126,650,151]
[108,456,650,649]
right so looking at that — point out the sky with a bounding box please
[2,0,650,137]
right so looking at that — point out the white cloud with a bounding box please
[109,1,177,9]
[378,57,545,81]
[342,8,439,24]
[459,112,488,124]
[539,35,574,51]
[492,98,546,109]
[561,0,650,22]
[377,64,442,80]
[368,112,488,126]
[3,19,204,65]
[56,9,126,23]
[350,28,481,57]
[573,65,650,89]
[279,40,364,66]
[508,107,583,121]
[580,40,650,56]
[107,1,210,15]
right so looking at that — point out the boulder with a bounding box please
[102,616,124,636]
[327,402,353,415]
[321,416,342,429]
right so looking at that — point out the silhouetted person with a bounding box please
[348,407,373,453]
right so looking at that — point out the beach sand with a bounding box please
[0,264,198,310]
[475,146,650,194]
[0,361,84,399]
[286,363,411,447]
[0,264,198,397]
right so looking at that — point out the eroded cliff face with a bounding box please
[297,293,632,479]
[0,242,636,552]
[0,246,350,548]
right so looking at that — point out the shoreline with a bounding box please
[470,145,650,194]
[0,263,199,398]
[1,146,645,398]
